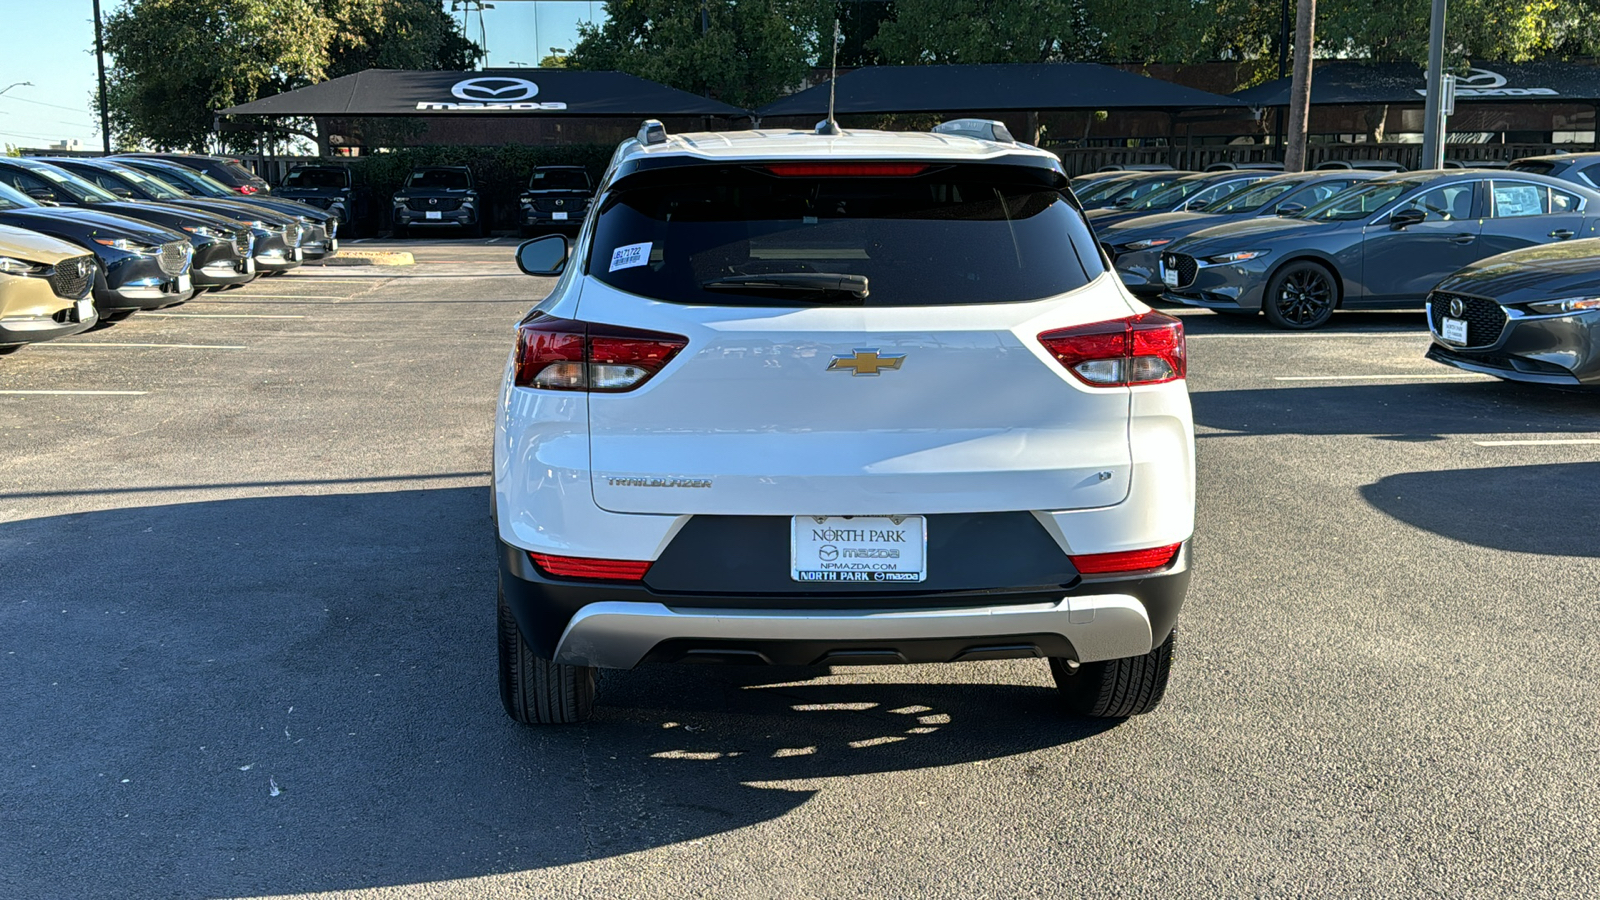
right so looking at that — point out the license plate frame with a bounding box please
[1441,316,1469,344]
[425,211,442,220]
[553,211,568,221]
[791,515,927,584]
[176,273,192,293]
[1162,265,1179,287]
[74,299,93,323]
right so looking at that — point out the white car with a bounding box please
[494,120,1196,724]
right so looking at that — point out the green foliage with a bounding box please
[346,143,616,225]
[103,0,482,153]
[568,0,832,109]
[1317,0,1598,64]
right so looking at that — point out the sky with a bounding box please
[0,1,603,151]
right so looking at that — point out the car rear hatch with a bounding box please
[570,159,1139,517]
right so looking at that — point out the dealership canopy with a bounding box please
[1233,61,1600,107]
[755,63,1251,118]
[217,68,750,118]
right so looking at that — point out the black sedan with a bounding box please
[0,182,193,320]
[1097,171,1381,295]
[110,157,336,262]
[1159,170,1600,329]
[1,157,256,290]
[1426,239,1600,386]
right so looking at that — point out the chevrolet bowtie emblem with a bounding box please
[828,349,905,376]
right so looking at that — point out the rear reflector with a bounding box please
[528,552,652,581]
[763,163,930,178]
[514,315,687,392]
[1069,543,1182,576]
[1038,313,1186,387]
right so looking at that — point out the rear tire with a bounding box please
[1262,261,1338,330]
[1051,630,1174,718]
[497,584,596,724]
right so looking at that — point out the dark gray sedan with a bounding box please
[1098,171,1380,295]
[1085,170,1273,230]
[1159,170,1600,329]
[1425,239,1600,386]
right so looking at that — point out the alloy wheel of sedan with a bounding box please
[1263,261,1337,329]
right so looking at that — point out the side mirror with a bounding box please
[1113,196,1135,208]
[1389,207,1428,230]
[1275,203,1306,217]
[516,234,570,277]
[111,188,135,199]
[1181,198,1208,211]
[25,188,56,203]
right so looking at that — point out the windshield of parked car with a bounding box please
[284,168,348,188]
[1124,178,1219,211]
[123,162,225,197]
[1298,181,1418,220]
[0,181,42,210]
[407,169,471,190]
[1101,176,1181,206]
[101,165,191,201]
[9,163,121,204]
[531,169,590,190]
[1074,178,1134,204]
[1208,179,1304,213]
[589,165,1106,308]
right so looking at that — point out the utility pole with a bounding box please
[93,0,111,153]
[1283,0,1315,172]
[1420,0,1448,170]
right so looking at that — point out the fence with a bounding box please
[1051,142,1590,175]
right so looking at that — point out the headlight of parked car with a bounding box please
[1526,296,1600,314]
[93,237,159,253]
[0,256,49,276]
[1206,249,1270,264]
[1124,238,1173,251]
[182,225,228,239]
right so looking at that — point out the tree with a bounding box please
[568,0,832,109]
[102,0,481,153]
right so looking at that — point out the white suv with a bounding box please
[494,121,1195,724]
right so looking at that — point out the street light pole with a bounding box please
[93,0,111,153]
[1420,0,1448,170]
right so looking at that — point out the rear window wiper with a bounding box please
[700,273,869,300]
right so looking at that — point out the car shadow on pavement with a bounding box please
[1361,462,1600,557]
[0,487,1110,899]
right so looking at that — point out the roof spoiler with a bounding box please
[932,119,1015,144]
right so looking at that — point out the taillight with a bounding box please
[763,163,929,177]
[1070,543,1182,576]
[514,315,687,392]
[1038,313,1185,387]
[237,184,260,195]
[529,552,651,581]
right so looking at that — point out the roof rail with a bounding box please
[637,119,667,146]
[932,119,1015,144]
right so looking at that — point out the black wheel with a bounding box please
[498,583,596,724]
[1051,630,1174,718]
[1262,261,1338,330]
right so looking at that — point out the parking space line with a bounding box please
[36,342,247,350]
[219,294,352,300]
[1272,373,1489,381]
[141,313,306,319]
[1473,439,1600,446]
[0,390,148,396]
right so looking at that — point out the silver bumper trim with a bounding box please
[552,595,1153,669]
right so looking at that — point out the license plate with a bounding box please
[329,238,339,252]
[425,211,442,220]
[292,247,303,261]
[553,212,568,221]
[242,257,256,275]
[791,516,926,583]
[1162,266,1179,287]
[75,299,93,322]
[1441,316,1469,344]
[177,273,192,293]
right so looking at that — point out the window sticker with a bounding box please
[609,242,652,272]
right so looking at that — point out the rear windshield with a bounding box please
[284,168,347,188]
[408,169,471,189]
[213,160,263,185]
[588,165,1105,307]
[532,169,590,190]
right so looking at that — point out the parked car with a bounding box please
[1202,162,1285,172]
[17,158,257,290]
[1097,171,1381,295]
[519,166,594,237]
[1315,159,1407,172]
[494,121,1194,724]
[1507,152,1600,188]
[1075,170,1192,210]
[0,222,99,354]
[0,181,194,321]
[275,165,375,237]
[1159,170,1600,329]
[392,166,482,238]
[1085,170,1275,230]
[114,152,272,196]
[1425,238,1600,386]
[111,157,333,263]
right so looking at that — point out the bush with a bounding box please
[347,144,617,229]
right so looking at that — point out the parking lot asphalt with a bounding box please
[3,239,1597,899]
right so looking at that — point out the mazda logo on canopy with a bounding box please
[451,77,540,102]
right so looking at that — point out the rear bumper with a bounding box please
[498,537,1190,669]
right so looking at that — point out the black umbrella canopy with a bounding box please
[1234,60,1600,107]
[756,63,1250,118]
[218,68,750,118]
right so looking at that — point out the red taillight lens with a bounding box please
[1038,313,1186,387]
[763,163,930,177]
[529,552,651,581]
[237,185,259,195]
[514,316,687,392]
[1070,543,1182,576]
